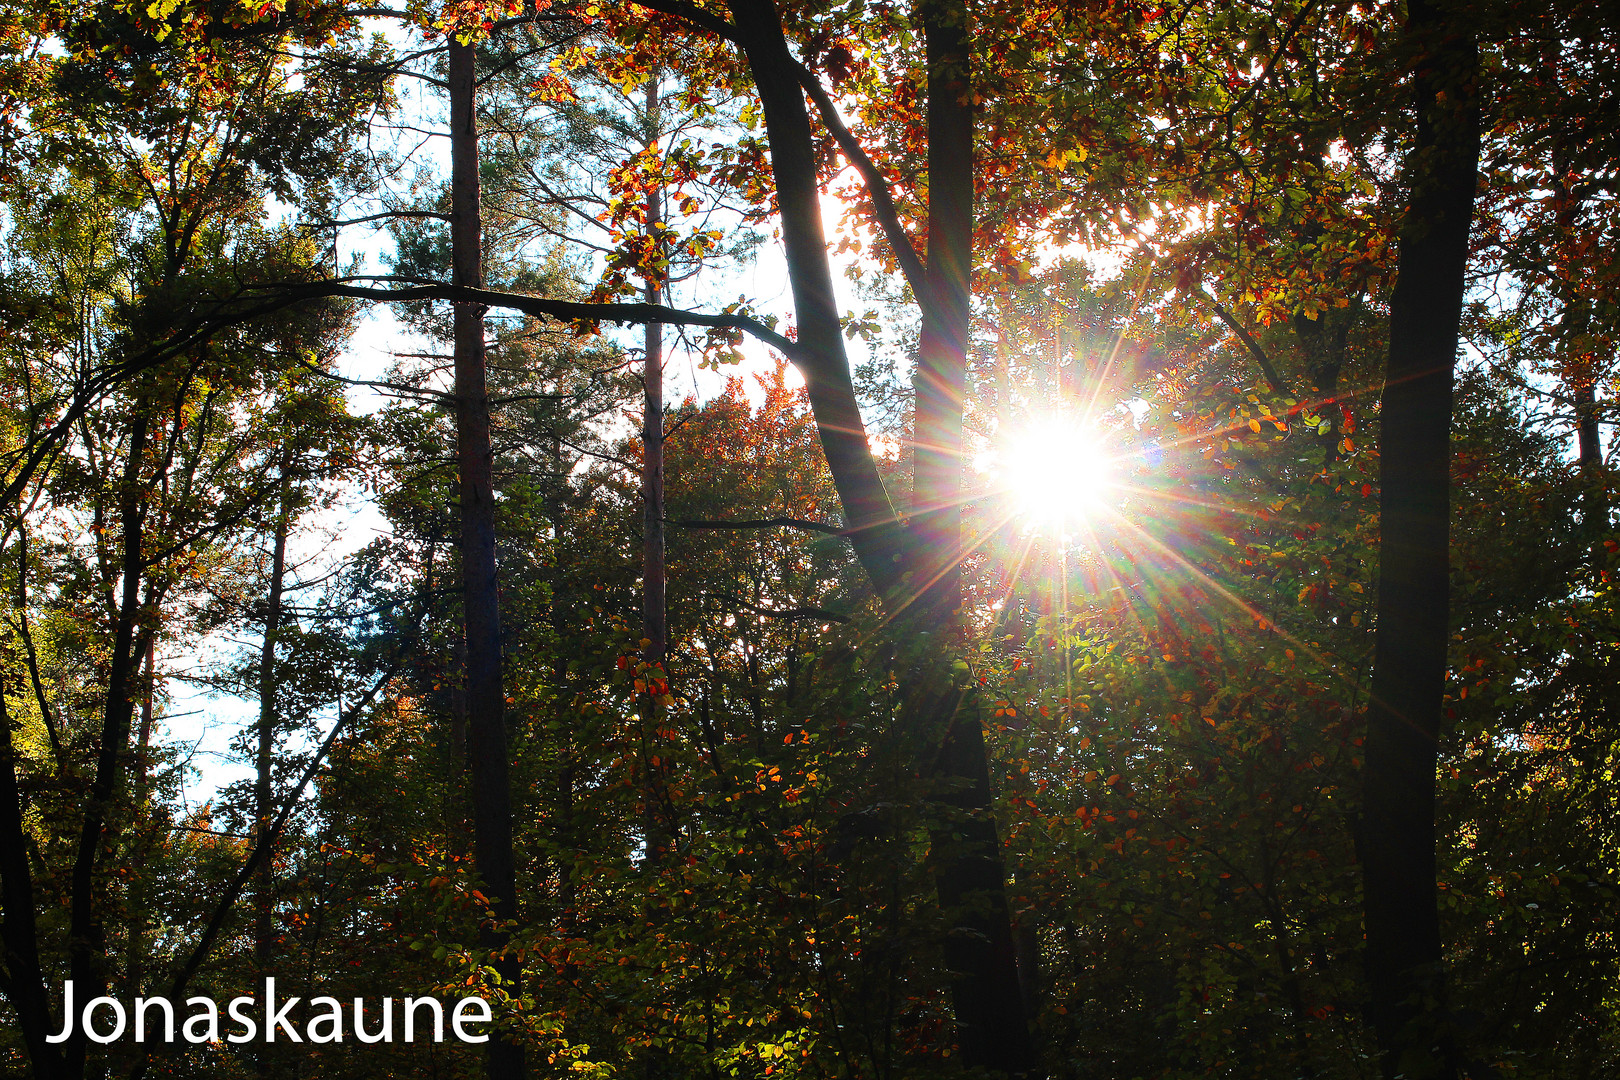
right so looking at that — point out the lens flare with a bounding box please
[992,417,1115,529]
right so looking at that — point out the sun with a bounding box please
[991,415,1116,529]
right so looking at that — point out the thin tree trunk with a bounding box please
[1571,353,1606,538]
[643,82,667,667]
[1551,148,1606,530]
[124,640,158,1002]
[1361,1,1479,1076]
[449,36,525,1080]
[254,476,291,991]
[451,630,471,766]
[640,81,674,887]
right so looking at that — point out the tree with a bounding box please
[1360,2,1480,1075]
[0,5,377,1070]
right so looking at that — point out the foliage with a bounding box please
[2,1,1619,1080]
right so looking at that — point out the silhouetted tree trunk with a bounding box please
[0,686,66,1079]
[125,640,158,1001]
[1361,1,1480,1076]
[727,0,1033,1071]
[639,81,675,890]
[728,0,907,598]
[912,0,1033,1071]
[254,470,291,1067]
[449,36,525,1080]
[65,404,154,1080]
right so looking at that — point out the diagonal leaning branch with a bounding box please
[0,279,810,539]
[126,660,406,1080]
[789,62,930,305]
[634,0,930,305]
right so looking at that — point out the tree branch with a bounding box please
[129,661,404,1080]
[718,594,849,624]
[669,515,843,535]
[1202,291,1291,394]
[299,209,451,228]
[629,0,740,41]
[254,279,807,364]
[792,62,930,303]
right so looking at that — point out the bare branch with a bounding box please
[718,594,850,624]
[669,516,843,535]
[256,278,807,364]
[145,661,404,1043]
[299,209,451,228]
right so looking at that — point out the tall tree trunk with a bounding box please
[728,0,1032,1070]
[1573,369,1603,477]
[1551,149,1606,531]
[729,0,905,600]
[640,81,675,888]
[642,299,667,662]
[911,0,970,621]
[254,475,291,996]
[0,686,67,1079]
[66,405,153,1080]
[124,640,158,1002]
[449,37,525,1080]
[643,84,667,668]
[1361,2,1479,1076]
[1570,346,1606,539]
[912,0,1033,1072]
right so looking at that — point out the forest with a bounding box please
[0,0,1616,1077]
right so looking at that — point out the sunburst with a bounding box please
[989,413,1119,532]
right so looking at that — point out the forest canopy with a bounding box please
[0,0,1617,1079]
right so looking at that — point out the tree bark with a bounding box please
[1550,149,1606,530]
[639,81,676,890]
[450,36,525,1080]
[1573,369,1603,476]
[643,82,667,668]
[728,0,905,600]
[1361,2,1479,1076]
[911,0,970,622]
[254,474,291,996]
[0,687,67,1079]
[124,640,158,1002]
